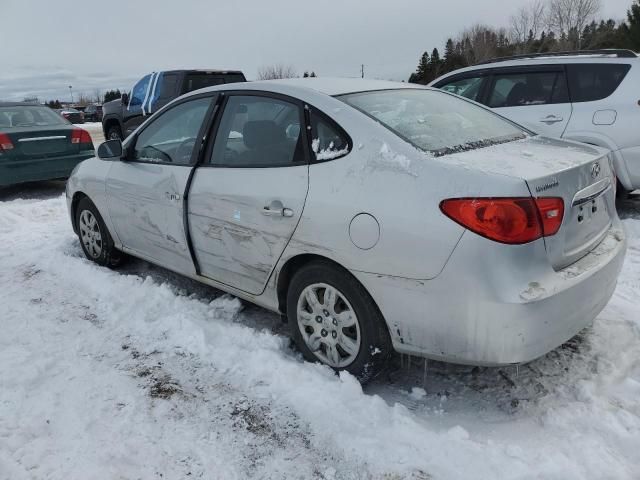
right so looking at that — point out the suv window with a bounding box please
[133,97,212,165]
[130,74,152,107]
[440,76,484,102]
[487,71,568,108]
[567,64,631,103]
[159,73,179,100]
[310,111,350,161]
[209,95,305,167]
[184,74,225,94]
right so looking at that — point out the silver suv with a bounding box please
[429,50,640,194]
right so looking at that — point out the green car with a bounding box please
[0,102,95,187]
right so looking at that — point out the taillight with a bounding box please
[71,128,92,145]
[0,133,14,151]
[534,198,564,236]
[440,197,564,244]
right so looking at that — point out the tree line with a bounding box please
[409,0,640,84]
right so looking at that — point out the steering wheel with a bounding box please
[174,138,196,163]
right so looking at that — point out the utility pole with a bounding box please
[361,64,365,78]
[69,85,73,104]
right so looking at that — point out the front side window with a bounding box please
[339,89,526,156]
[440,76,484,102]
[310,111,350,161]
[209,95,304,167]
[132,97,212,165]
[487,71,568,108]
[567,64,631,103]
[129,74,152,107]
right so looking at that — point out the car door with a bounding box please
[485,66,572,137]
[188,93,309,295]
[105,94,216,275]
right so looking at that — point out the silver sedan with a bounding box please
[66,78,626,382]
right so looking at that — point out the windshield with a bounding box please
[338,89,527,156]
[0,106,69,129]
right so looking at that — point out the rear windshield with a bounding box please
[338,89,526,156]
[0,106,68,130]
[183,73,245,94]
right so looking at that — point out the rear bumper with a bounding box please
[352,223,627,366]
[0,151,94,187]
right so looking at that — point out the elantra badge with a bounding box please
[591,162,601,179]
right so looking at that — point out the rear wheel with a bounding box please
[75,197,124,268]
[106,125,122,141]
[287,261,391,383]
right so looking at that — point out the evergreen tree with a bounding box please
[627,0,640,50]
[303,71,309,78]
[310,71,317,77]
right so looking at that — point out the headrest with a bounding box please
[243,120,284,149]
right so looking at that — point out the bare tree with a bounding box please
[510,0,546,47]
[458,24,509,64]
[546,0,602,47]
[257,63,297,80]
[93,88,103,104]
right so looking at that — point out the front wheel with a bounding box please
[287,261,392,383]
[75,197,124,268]
[106,125,122,141]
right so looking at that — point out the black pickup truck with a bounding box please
[102,69,246,140]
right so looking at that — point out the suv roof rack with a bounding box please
[475,49,638,65]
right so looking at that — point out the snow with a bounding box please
[1,188,639,479]
[311,138,349,161]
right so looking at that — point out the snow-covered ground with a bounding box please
[1,183,639,479]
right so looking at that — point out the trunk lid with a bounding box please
[442,136,615,269]
[3,126,84,159]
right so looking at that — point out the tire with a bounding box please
[75,197,124,268]
[286,261,392,383]
[106,125,122,141]
[616,180,629,200]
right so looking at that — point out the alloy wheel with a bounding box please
[79,209,103,259]
[296,283,361,368]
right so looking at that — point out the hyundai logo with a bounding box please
[591,162,601,179]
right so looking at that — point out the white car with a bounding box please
[429,49,640,195]
[66,78,626,381]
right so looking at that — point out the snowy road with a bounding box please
[1,182,639,479]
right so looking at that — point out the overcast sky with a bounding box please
[0,0,632,102]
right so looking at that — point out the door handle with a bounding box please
[262,200,294,217]
[540,115,564,124]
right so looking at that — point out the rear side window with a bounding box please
[439,76,485,102]
[310,111,350,161]
[158,73,179,100]
[209,95,305,167]
[487,71,568,108]
[567,64,631,103]
[183,74,225,94]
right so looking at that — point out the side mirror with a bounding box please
[121,93,129,105]
[97,139,123,159]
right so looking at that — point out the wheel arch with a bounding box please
[276,253,392,337]
[70,191,89,234]
[102,116,122,137]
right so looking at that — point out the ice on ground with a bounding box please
[0,194,639,479]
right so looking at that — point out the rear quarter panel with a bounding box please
[281,94,531,280]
